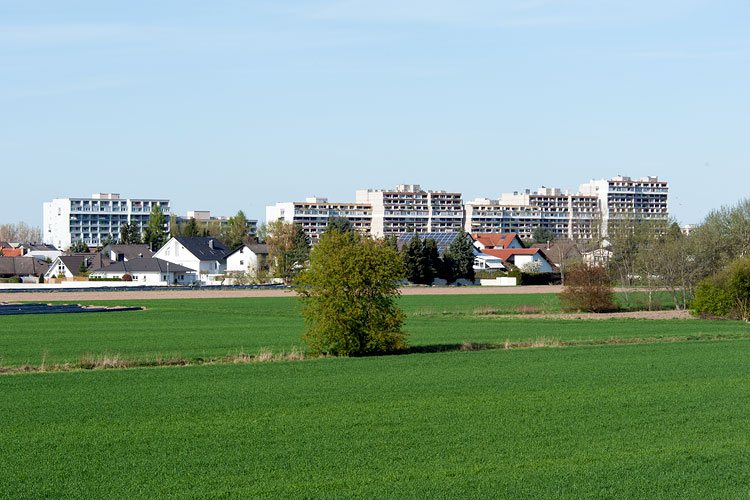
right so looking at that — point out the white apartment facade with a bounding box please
[465,188,598,240]
[579,175,669,232]
[43,193,170,250]
[355,185,463,237]
[266,198,373,242]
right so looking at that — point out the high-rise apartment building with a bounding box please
[266,198,373,243]
[464,188,598,240]
[43,193,170,250]
[578,175,669,223]
[355,185,463,237]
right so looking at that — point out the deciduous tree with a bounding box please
[296,229,407,356]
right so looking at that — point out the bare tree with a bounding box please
[0,222,42,243]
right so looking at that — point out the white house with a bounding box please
[44,254,111,279]
[153,236,230,282]
[480,248,555,273]
[101,244,154,262]
[470,233,525,251]
[90,258,196,284]
[22,244,62,262]
[225,243,268,274]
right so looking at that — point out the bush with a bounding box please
[558,264,617,313]
[121,274,133,282]
[8,276,22,284]
[692,280,734,317]
[38,274,44,284]
[693,257,750,320]
[296,229,407,356]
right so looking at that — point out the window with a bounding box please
[239,260,244,266]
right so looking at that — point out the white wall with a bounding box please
[515,254,554,273]
[225,246,261,273]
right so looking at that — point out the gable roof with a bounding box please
[480,247,547,262]
[530,241,581,266]
[102,244,154,260]
[57,254,112,273]
[0,257,51,276]
[94,258,194,274]
[224,243,269,259]
[171,237,230,261]
[470,233,524,249]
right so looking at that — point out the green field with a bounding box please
[2,340,749,498]
[1,294,748,368]
[2,293,750,498]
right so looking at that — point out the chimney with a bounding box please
[208,239,214,250]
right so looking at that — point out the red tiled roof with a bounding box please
[480,248,542,261]
[470,233,521,249]
[0,248,23,257]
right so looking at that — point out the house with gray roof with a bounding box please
[101,244,154,262]
[44,254,111,279]
[225,243,268,275]
[0,257,51,279]
[152,237,230,282]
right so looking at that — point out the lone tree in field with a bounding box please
[295,229,408,356]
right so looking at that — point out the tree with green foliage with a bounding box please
[295,228,407,356]
[443,230,475,282]
[144,204,168,251]
[423,238,440,284]
[100,234,117,249]
[693,257,750,321]
[77,258,89,276]
[287,224,310,268]
[325,215,353,235]
[119,223,142,245]
[402,235,426,284]
[70,240,89,254]
[223,210,251,249]
[181,217,201,237]
[532,226,555,244]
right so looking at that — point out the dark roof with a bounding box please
[224,243,269,259]
[172,237,230,261]
[21,243,58,251]
[0,257,51,276]
[58,254,112,273]
[530,241,581,266]
[102,244,154,260]
[94,258,194,274]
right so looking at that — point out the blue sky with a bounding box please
[2,0,748,226]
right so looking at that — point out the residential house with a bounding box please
[225,243,269,274]
[101,244,154,262]
[470,233,526,251]
[0,257,51,279]
[530,240,582,270]
[153,236,230,280]
[21,244,62,262]
[90,258,196,284]
[479,248,556,273]
[44,254,111,279]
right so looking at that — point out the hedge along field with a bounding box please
[2,340,750,499]
[1,295,749,368]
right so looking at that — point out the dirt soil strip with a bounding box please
[507,309,694,320]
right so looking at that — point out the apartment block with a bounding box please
[465,189,597,240]
[355,185,463,237]
[43,193,170,250]
[579,175,669,234]
[266,198,373,242]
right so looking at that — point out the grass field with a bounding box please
[2,340,749,499]
[1,294,748,368]
[2,293,750,498]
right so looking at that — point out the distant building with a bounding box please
[43,193,170,250]
[578,175,669,232]
[355,184,463,237]
[266,198,373,243]
[175,210,257,238]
